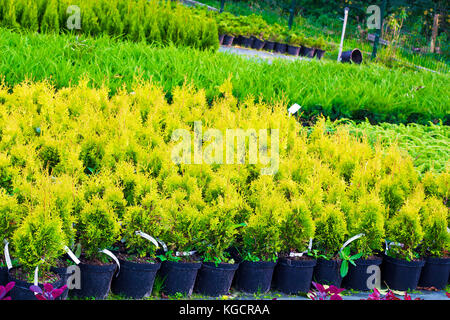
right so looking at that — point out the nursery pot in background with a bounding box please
[7,268,66,300]
[241,36,254,48]
[300,46,315,58]
[264,41,275,52]
[340,48,363,64]
[418,256,450,290]
[274,42,287,54]
[341,257,383,291]
[314,49,326,60]
[0,266,7,286]
[51,265,71,300]
[251,36,265,50]
[381,254,425,291]
[158,260,201,296]
[69,262,117,300]
[235,261,276,294]
[194,262,239,297]
[234,35,244,46]
[218,34,225,45]
[111,259,161,299]
[287,45,301,56]
[312,258,342,287]
[273,257,317,294]
[222,35,235,47]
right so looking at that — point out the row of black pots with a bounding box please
[2,254,448,299]
[220,34,325,60]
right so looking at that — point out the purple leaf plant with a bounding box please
[30,283,68,300]
[308,281,345,300]
[0,282,15,300]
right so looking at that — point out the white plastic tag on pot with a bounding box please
[385,240,404,254]
[308,238,313,251]
[64,246,80,265]
[288,103,301,115]
[175,250,197,257]
[34,266,39,287]
[135,231,159,248]
[100,249,120,276]
[156,238,168,252]
[4,241,12,270]
[289,252,304,257]
[340,233,365,252]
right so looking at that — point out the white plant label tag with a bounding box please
[135,231,159,248]
[308,238,313,251]
[4,241,12,270]
[100,249,120,276]
[385,240,404,254]
[176,250,197,257]
[289,252,304,257]
[288,103,301,115]
[64,246,80,265]
[34,266,39,287]
[340,233,365,252]
[156,238,168,252]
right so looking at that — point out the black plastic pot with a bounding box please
[234,35,244,46]
[264,41,275,52]
[69,262,117,300]
[111,259,161,299]
[418,256,450,290]
[274,42,287,54]
[314,49,326,60]
[287,45,301,56]
[50,266,71,300]
[222,35,235,47]
[7,268,66,300]
[235,261,276,294]
[241,36,254,48]
[301,46,315,58]
[312,258,342,287]
[341,257,383,291]
[251,37,265,50]
[381,255,425,291]
[158,260,201,296]
[273,258,317,294]
[194,262,239,296]
[0,266,7,286]
[219,34,225,45]
[340,49,363,64]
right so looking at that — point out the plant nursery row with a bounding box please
[1,28,449,125]
[0,80,448,300]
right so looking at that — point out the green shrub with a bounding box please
[420,197,449,258]
[313,204,348,259]
[12,206,66,272]
[0,190,22,256]
[279,198,315,255]
[77,197,121,261]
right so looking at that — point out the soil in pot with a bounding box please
[235,260,276,294]
[111,253,161,299]
[251,37,265,50]
[222,35,235,47]
[264,41,275,52]
[273,256,316,294]
[287,45,301,56]
[7,267,65,300]
[68,257,117,300]
[418,256,449,290]
[194,262,239,297]
[158,259,201,296]
[312,258,343,288]
[274,43,287,54]
[314,49,326,60]
[381,254,425,291]
[341,256,383,291]
[301,46,315,58]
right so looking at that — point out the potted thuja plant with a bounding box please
[312,36,327,60]
[274,198,316,294]
[418,197,449,289]
[382,200,425,291]
[235,195,283,294]
[341,194,385,291]
[0,190,22,286]
[111,192,165,299]
[194,197,242,296]
[311,204,348,287]
[69,197,121,300]
[157,200,202,297]
[9,207,68,300]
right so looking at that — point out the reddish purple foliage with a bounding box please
[30,283,67,300]
[0,282,15,300]
[308,282,344,300]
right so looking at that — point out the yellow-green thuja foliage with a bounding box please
[12,206,67,272]
[0,191,22,257]
[279,198,315,255]
[77,197,121,262]
[313,204,348,259]
[420,197,449,258]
